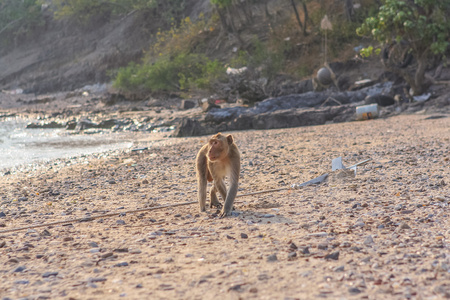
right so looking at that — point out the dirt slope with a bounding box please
[0,0,212,94]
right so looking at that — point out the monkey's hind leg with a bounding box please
[209,185,222,209]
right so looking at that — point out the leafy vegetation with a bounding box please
[113,53,225,93]
[357,0,450,94]
[53,0,185,25]
[113,14,224,93]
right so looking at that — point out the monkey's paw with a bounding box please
[219,209,232,218]
[210,202,223,209]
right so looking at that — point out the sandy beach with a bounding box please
[0,113,449,299]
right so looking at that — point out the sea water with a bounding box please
[0,117,135,171]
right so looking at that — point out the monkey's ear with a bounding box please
[226,134,233,145]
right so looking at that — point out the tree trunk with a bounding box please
[300,0,308,36]
[345,0,354,21]
[290,0,304,32]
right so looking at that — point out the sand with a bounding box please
[0,114,449,299]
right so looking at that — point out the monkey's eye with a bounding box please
[212,141,218,145]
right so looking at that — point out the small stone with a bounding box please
[349,287,362,294]
[89,277,107,283]
[288,252,297,260]
[308,232,328,237]
[116,220,126,225]
[318,243,328,250]
[63,237,74,242]
[14,280,29,285]
[398,222,411,230]
[108,179,116,184]
[394,204,403,211]
[42,271,58,278]
[240,233,248,239]
[13,266,26,272]
[18,197,28,202]
[289,242,298,250]
[129,249,142,254]
[0,211,7,218]
[142,179,149,184]
[363,235,374,245]
[226,235,235,240]
[301,247,310,255]
[354,221,365,227]
[333,265,345,272]
[325,251,339,260]
[113,248,128,253]
[88,242,99,248]
[114,262,129,267]
[267,254,278,262]
[40,229,51,237]
[263,214,275,218]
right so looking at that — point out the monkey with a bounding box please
[196,132,240,218]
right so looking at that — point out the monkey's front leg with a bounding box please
[209,185,222,209]
[219,183,238,218]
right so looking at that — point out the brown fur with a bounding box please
[195,133,240,217]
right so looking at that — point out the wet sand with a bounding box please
[0,114,449,299]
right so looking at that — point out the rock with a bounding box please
[289,242,298,250]
[240,233,248,239]
[26,121,65,129]
[89,277,107,283]
[116,220,126,225]
[88,242,99,248]
[174,118,214,137]
[333,265,345,272]
[348,287,362,294]
[75,119,98,131]
[308,232,328,237]
[301,247,310,255]
[202,101,220,112]
[398,222,411,230]
[325,251,339,260]
[0,211,6,218]
[114,262,129,267]
[364,94,396,106]
[263,214,275,218]
[42,271,58,278]
[287,252,297,260]
[180,100,195,110]
[97,119,119,129]
[40,229,51,237]
[267,254,278,262]
[317,243,328,250]
[363,235,374,246]
[13,266,26,272]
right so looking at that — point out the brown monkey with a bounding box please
[196,132,240,218]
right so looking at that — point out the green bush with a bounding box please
[113,53,225,93]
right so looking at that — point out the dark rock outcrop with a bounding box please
[174,82,393,137]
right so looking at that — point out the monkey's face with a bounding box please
[207,138,228,161]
